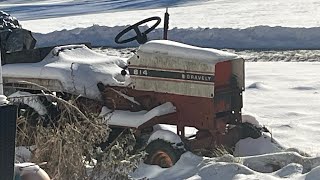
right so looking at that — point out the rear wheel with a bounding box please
[145,139,182,168]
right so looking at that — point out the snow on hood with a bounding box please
[3,45,130,100]
[139,40,240,64]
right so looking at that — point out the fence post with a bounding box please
[0,46,18,180]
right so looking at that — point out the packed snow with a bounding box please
[2,0,320,179]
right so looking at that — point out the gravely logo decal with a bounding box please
[129,68,214,83]
[181,74,212,82]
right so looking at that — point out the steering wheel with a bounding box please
[115,16,161,44]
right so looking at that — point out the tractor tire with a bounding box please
[145,139,182,168]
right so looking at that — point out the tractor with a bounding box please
[1,16,261,168]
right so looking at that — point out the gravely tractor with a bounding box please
[1,16,261,168]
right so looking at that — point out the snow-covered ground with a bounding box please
[244,62,320,156]
[3,0,320,179]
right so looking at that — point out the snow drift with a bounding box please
[33,25,320,50]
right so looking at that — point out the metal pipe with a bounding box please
[163,8,169,40]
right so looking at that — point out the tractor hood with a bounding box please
[127,40,244,98]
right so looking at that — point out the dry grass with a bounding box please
[16,93,144,180]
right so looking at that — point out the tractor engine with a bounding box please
[108,40,246,150]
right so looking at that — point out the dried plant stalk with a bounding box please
[16,93,144,180]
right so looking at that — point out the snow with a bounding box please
[28,25,320,50]
[132,151,320,180]
[147,130,182,145]
[132,152,289,180]
[15,162,50,180]
[234,133,284,157]
[244,62,320,156]
[3,45,129,100]
[153,124,198,138]
[100,102,176,128]
[139,40,239,64]
[241,114,262,127]
[15,162,41,176]
[0,95,9,105]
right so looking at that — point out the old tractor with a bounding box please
[1,16,261,168]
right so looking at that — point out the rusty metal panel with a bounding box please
[0,105,17,180]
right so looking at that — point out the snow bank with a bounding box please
[33,26,320,50]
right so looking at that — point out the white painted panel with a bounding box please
[129,52,215,73]
[132,77,214,98]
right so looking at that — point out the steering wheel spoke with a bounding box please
[115,16,161,44]
[133,26,142,36]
